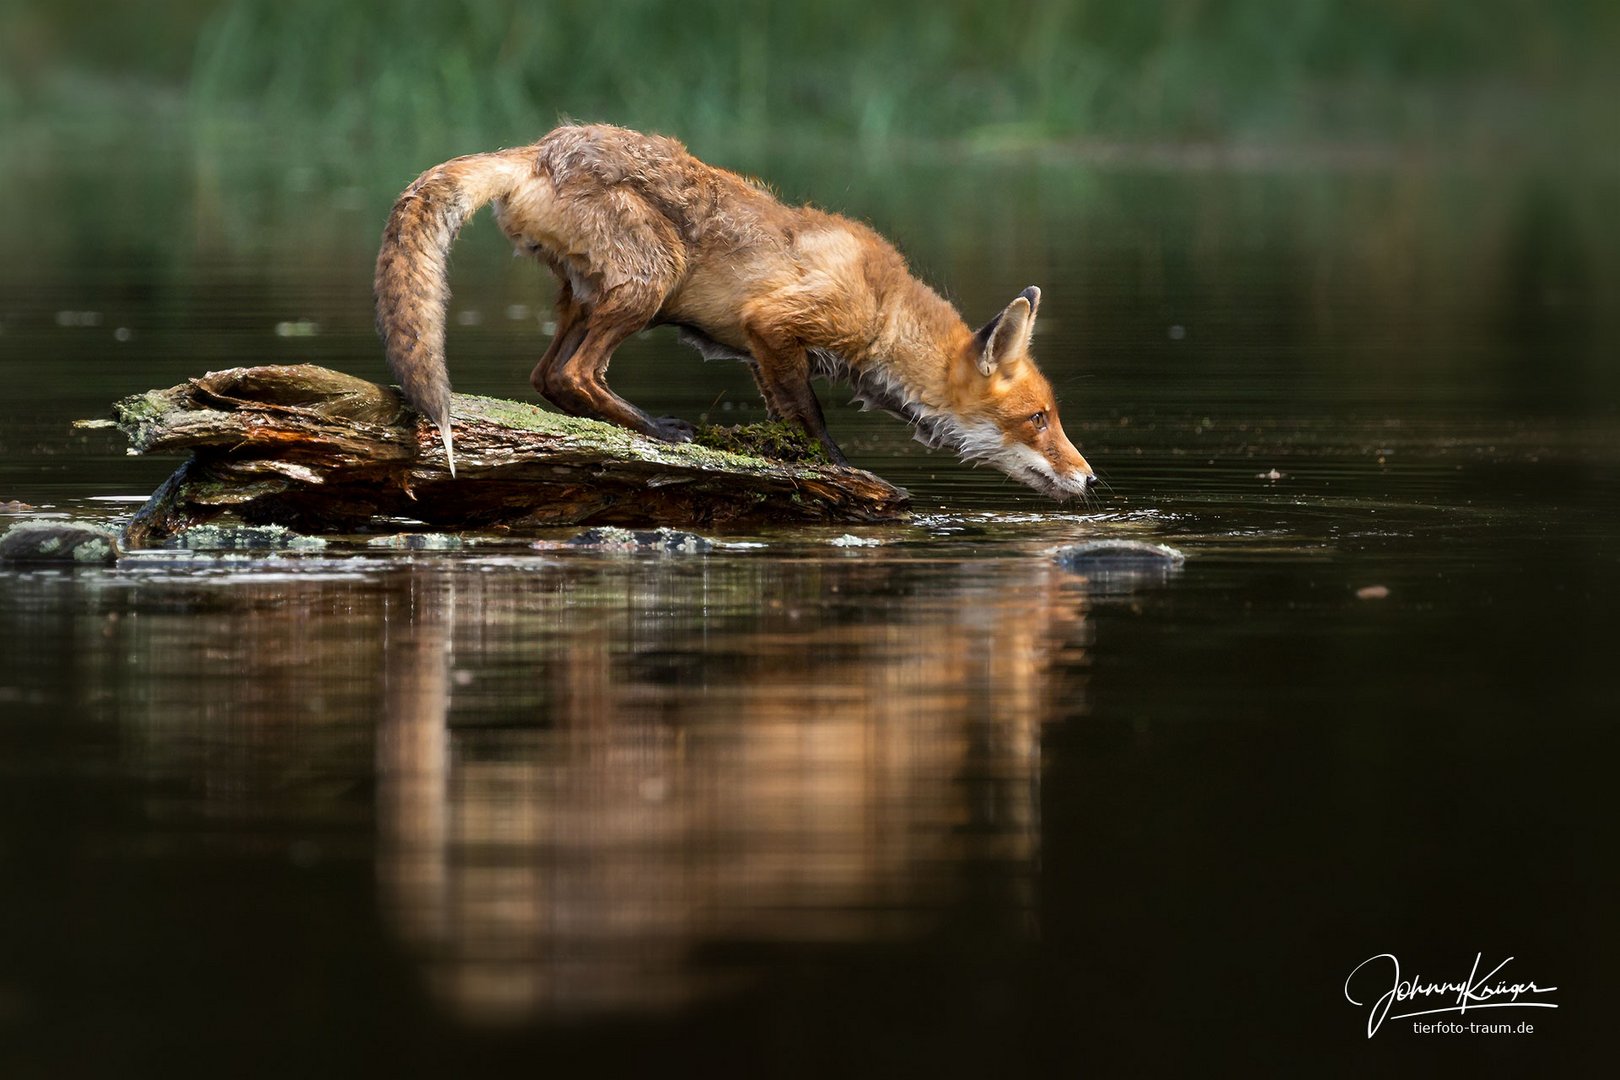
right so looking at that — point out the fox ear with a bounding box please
[973,286,1041,376]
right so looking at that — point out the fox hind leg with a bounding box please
[544,287,695,443]
[530,281,587,398]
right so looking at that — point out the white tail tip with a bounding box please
[440,422,456,479]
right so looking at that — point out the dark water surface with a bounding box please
[1,133,1617,1075]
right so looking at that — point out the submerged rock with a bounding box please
[167,524,327,552]
[564,527,714,553]
[0,521,121,565]
[366,532,465,551]
[1054,539,1186,593]
[1055,539,1186,567]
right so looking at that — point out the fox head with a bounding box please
[952,287,1095,499]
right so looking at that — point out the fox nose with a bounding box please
[1070,451,1095,491]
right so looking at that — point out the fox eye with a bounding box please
[1029,410,1048,431]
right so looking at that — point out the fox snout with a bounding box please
[1008,419,1097,500]
[1049,459,1098,499]
[1045,430,1097,498]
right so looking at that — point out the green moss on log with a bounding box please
[695,422,829,464]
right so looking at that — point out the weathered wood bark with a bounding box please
[115,365,909,545]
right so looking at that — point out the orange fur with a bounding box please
[374,124,1095,497]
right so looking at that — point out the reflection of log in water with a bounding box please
[376,559,1090,1021]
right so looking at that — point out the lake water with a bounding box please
[1,130,1616,1075]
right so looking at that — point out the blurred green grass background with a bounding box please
[2,0,1613,163]
[0,0,1614,492]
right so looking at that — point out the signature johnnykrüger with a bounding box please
[1344,953,1558,1038]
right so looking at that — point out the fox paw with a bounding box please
[650,416,696,443]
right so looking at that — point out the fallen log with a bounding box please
[113,365,910,545]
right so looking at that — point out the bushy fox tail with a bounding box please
[374,151,527,477]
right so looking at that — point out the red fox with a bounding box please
[375,124,1095,498]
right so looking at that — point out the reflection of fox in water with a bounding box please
[375,123,1095,497]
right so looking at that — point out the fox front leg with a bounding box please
[744,331,849,467]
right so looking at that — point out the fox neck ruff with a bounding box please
[808,349,1003,463]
